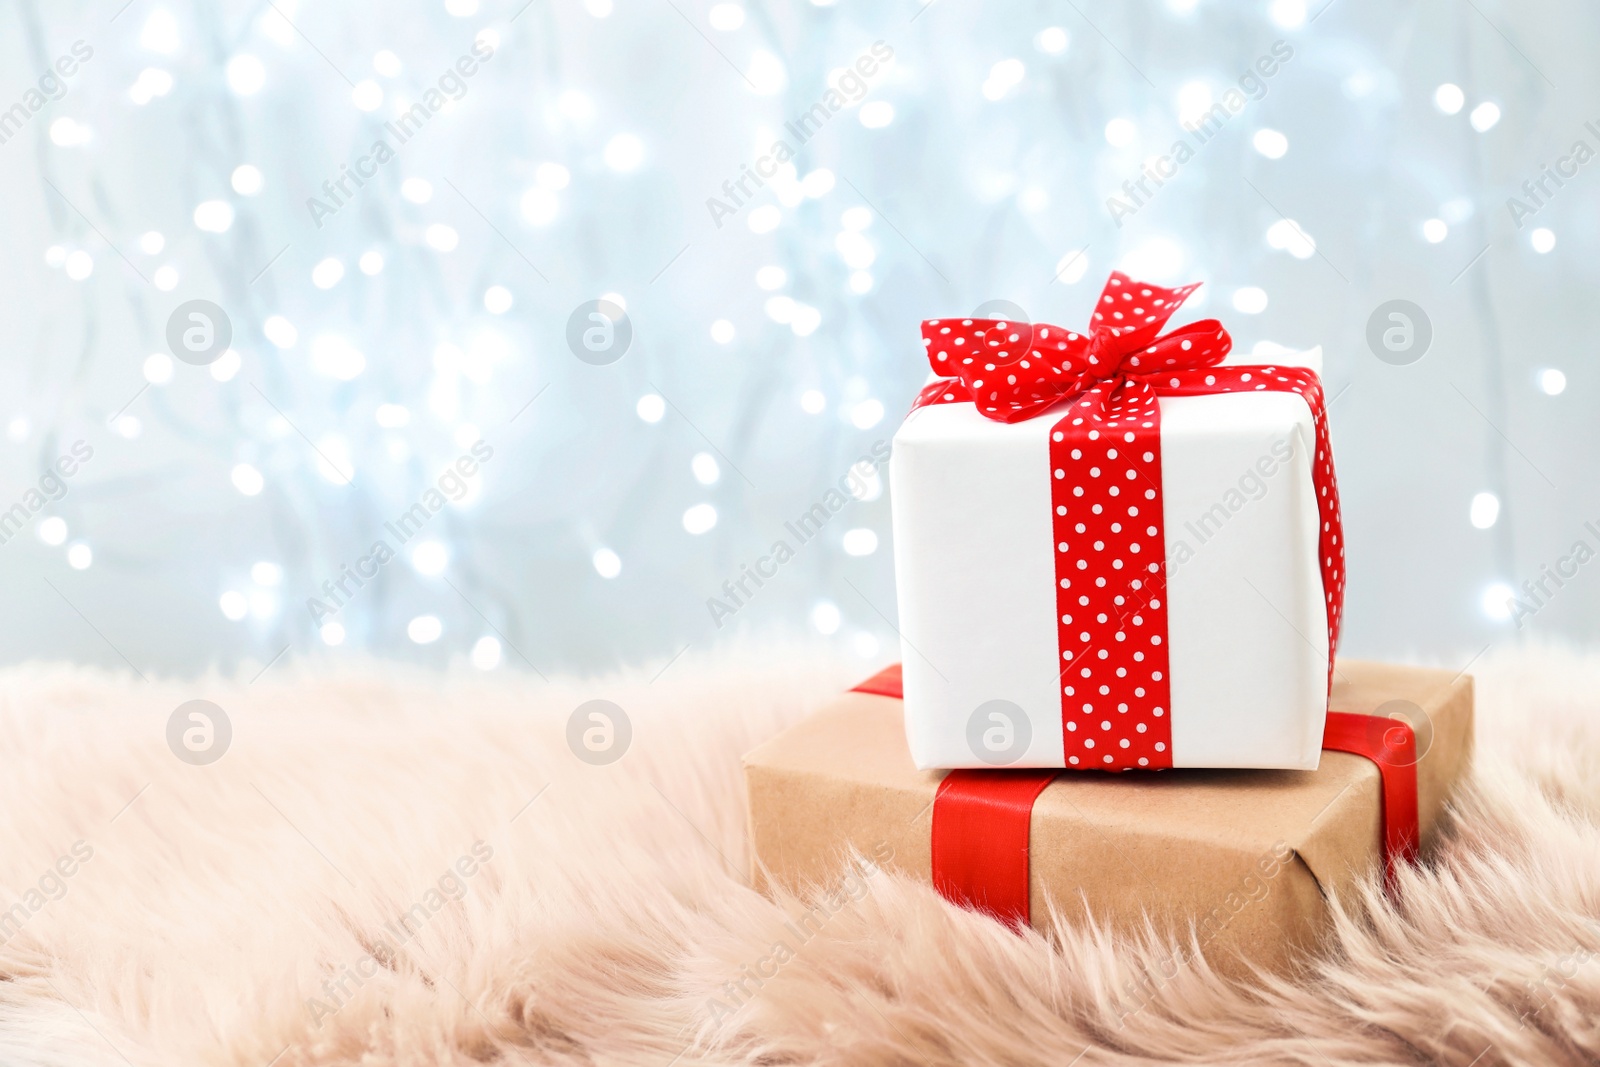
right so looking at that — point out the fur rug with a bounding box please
[0,643,1597,1067]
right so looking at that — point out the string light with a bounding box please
[484,286,513,313]
[636,395,665,423]
[220,591,249,621]
[407,616,443,644]
[691,453,721,485]
[747,51,786,95]
[411,541,449,576]
[1267,219,1315,258]
[129,68,173,105]
[842,529,878,556]
[37,518,68,546]
[352,80,383,111]
[682,504,717,535]
[423,225,459,251]
[1470,493,1500,529]
[225,55,264,95]
[21,0,1576,671]
[593,549,622,578]
[231,165,263,195]
[143,353,174,383]
[210,351,241,381]
[811,602,842,635]
[1232,287,1268,314]
[1104,118,1137,147]
[748,206,781,233]
[1252,128,1288,159]
[311,258,344,288]
[983,59,1026,101]
[231,465,264,497]
[470,636,502,668]
[709,4,744,31]
[851,399,884,429]
[603,134,644,171]
[859,101,893,128]
[140,9,180,53]
[1035,27,1069,53]
[49,119,92,147]
[1268,0,1307,28]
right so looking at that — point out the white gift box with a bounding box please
[889,348,1331,771]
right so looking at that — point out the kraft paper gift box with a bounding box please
[890,271,1344,770]
[743,660,1473,978]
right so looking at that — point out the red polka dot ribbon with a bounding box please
[911,272,1345,770]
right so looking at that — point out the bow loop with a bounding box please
[1089,271,1201,345]
[918,272,1231,423]
[1120,318,1232,377]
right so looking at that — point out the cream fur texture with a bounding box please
[0,643,1596,1066]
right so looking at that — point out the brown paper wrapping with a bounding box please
[744,660,1473,976]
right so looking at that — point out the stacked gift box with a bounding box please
[745,273,1473,975]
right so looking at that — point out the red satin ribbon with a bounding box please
[851,666,1421,921]
[1322,711,1420,889]
[850,662,903,699]
[931,770,1058,927]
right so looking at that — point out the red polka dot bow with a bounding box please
[918,272,1231,424]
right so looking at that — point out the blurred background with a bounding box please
[0,0,1591,680]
